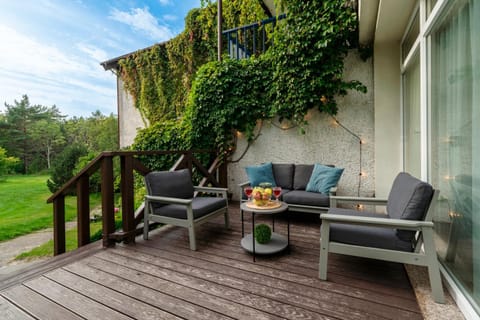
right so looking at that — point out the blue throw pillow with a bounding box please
[306,164,344,194]
[245,162,277,187]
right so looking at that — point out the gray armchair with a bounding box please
[319,172,445,303]
[143,169,229,250]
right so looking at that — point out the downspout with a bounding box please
[218,0,222,61]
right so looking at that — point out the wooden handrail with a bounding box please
[49,149,226,255]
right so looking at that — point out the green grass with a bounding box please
[0,175,101,242]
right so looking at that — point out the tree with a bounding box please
[47,144,88,193]
[0,95,65,173]
[0,147,19,180]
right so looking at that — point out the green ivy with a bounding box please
[184,56,273,153]
[269,0,366,124]
[124,0,367,159]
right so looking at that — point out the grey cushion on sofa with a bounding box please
[272,163,294,189]
[293,165,314,190]
[282,190,330,207]
[386,172,434,241]
[153,197,227,219]
[329,208,413,252]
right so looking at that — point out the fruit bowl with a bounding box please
[252,186,272,206]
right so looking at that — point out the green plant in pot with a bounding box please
[254,224,272,244]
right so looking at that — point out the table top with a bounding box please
[240,201,288,214]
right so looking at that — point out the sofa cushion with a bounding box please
[327,208,413,252]
[293,164,314,190]
[245,162,277,187]
[153,197,227,220]
[272,163,294,189]
[282,190,329,207]
[387,172,433,241]
[306,164,344,194]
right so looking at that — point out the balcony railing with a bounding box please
[47,150,227,255]
[222,14,286,60]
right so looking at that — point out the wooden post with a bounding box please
[77,175,90,247]
[120,155,135,243]
[101,156,116,248]
[219,160,228,188]
[218,0,222,61]
[53,196,66,255]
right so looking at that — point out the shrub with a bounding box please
[47,144,88,193]
[254,223,272,244]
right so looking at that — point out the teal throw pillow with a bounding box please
[245,162,276,187]
[306,164,344,194]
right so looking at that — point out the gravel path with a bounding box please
[0,221,76,275]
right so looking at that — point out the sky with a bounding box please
[0,0,202,118]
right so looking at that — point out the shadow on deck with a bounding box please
[0,202,422,319]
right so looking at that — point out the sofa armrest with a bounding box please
[329,195,388,208]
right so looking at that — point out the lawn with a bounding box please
[0,175,100,242]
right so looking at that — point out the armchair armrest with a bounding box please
[330,195,388,208]
[320,213,434,231]
[145,195,193,206]
[194,186,228,197]
[329,187,337,196]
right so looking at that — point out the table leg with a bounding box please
[287,211,290,253]
[241,209,244,237]
[252,212,256,262]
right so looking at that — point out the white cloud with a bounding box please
[77,43,109,62]
[0,24,116,117]
[158,0,172,5]
[162,14,177,22]
[109,7,174,41]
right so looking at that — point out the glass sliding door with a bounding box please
[430,0,480,311]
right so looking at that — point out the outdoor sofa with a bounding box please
[239,162,343,215]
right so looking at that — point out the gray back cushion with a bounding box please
[145,169,194,199]
[293,164,314,190]
[387,172,433,241]
[272,164,294,189]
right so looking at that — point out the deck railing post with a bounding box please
[120,155,135,243]
[77,175,90,247]
[101,156,116,248]
[53,196,66,255]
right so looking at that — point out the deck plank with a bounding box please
[24,276,132,320]
[0,295,34,320]
[66,257,280,320]
[44,268,182,320]
[94,249,338,320]
[1,285,83,320]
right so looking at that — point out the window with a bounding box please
[429,0,480,311]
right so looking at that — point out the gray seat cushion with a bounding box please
[328,208,413,252]
[293,165,314,190]
[387,172,433,241]
[272,163,294,189]
[153,197,227,220]
[282,190,329,207]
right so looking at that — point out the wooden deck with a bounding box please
[0,203,423,319]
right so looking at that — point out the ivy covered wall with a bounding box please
[116,0,369,179]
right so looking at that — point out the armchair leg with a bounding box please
[188,226,197,251]
[319,221,330,280]
[424,228,445,303]
[143,206,149,240]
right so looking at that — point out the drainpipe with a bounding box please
[218,0,222,61]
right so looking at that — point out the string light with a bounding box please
[331,115,363,197]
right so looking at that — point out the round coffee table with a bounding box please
[240,201,289,262]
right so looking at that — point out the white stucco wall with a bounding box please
[117,77,148,148]
[227,50,374,200]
